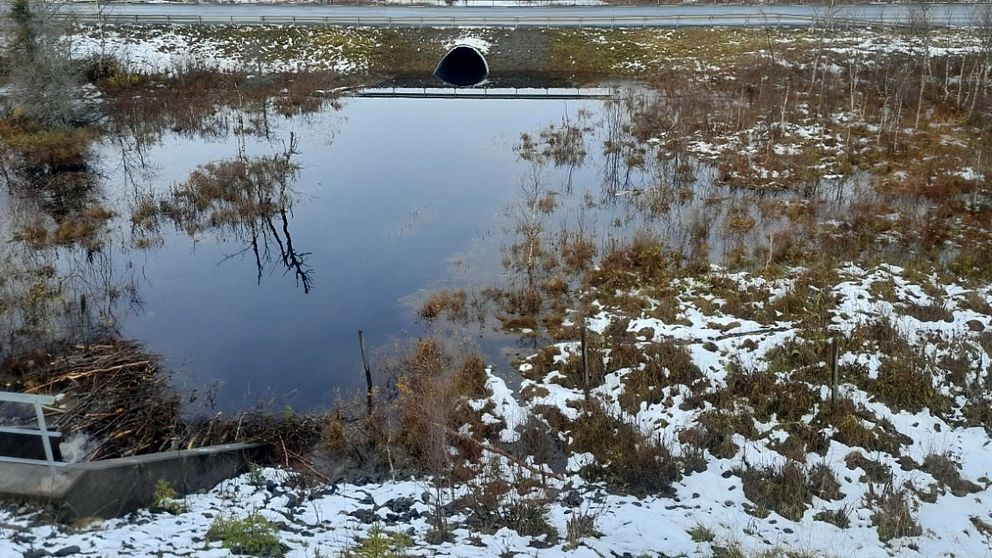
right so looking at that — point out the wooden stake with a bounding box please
[830,337,840,411]
[358,330,373,416]
[581,323,590,410]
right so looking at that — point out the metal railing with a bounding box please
[357,86,616,99]
[0,391,64,471]
[63,12,931,29]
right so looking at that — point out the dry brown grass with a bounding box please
[418,289,469,323]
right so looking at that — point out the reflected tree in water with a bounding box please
[137,133,314,293]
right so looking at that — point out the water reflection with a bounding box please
[3,77,979,411]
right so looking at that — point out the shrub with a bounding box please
[339,524,412,558]
[206,512,284,557]
[150,479,186,514]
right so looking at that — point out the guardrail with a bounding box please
[64,12,936,29]
[0,391,64,471]
[358,86,617,99]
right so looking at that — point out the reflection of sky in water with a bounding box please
[96,96,610,411]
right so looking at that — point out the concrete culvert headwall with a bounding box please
[434,45,489,87]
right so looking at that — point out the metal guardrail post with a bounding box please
[33,400,56,473]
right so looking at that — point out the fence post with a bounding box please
[581,323,590,411]
[830,337,840,411]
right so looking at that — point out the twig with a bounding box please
[444,428,563,481]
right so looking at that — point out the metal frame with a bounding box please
[0,391,64,471]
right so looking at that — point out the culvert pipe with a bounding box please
[434,44,489,88]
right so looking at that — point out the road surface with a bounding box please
[49,2,988,27]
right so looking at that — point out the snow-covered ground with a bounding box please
[2,263,990,557]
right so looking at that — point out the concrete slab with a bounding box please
[0,443,264,520]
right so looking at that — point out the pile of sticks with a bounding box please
[7,338,183,461]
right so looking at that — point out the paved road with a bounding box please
[52,2,990,27]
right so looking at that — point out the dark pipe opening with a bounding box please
[434,45,489,88]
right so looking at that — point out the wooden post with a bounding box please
[358,330,373,416]
[80,294,88,351]
[581,323,590,410]
[830,337,840,411]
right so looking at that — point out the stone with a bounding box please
[386,497,414,514]
[53,547,81,557]
[562,490,582,507]
[348,509,377,523]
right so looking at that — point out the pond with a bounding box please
[0,87,630,410]
[0,82,871,412]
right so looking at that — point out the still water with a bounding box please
[88,89,626,410]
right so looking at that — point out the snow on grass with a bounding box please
[70,25,377,74]
[2,263,989,557]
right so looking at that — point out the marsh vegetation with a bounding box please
[1,16,992,557]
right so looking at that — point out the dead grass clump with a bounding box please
[845,452,893,484]
[585,231,675,294]
[519,346,561,381]
[763,337,829,379]
[452,353,489,400]
[771,422,829,461]
[921,452,982,496]
[461,461,557,542]
[12,219,52,248]
[157,153,299,236]
[870,483,922,542]
[564,509,600,550]
[902,301,954,323]
[847,318,911,356]
[0,119,95,173]
[870,356,948,414]
[418,289,469,323]
[554,345,607,390]
[618,340,702,413]
[724,368,818,423]
[739,462,812,521]
[680,409,757,460]
[569,403,680,496]
[14,205,116,252]
[51,205,116,250]
[808,463,844,501]
[828,409,905,456]
[814,506,852,529]
[560,231,597,273]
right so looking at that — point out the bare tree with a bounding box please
[4,0,84,128]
